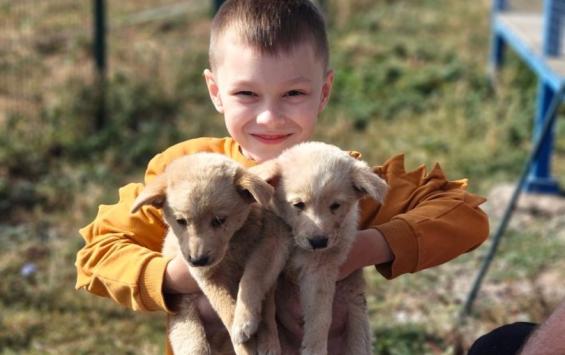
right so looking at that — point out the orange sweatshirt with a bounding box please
[75,136,489,315]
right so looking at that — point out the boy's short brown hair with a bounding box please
[209,0,329,70]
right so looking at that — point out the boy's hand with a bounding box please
[338,228,393,280]
[164,254,200,294]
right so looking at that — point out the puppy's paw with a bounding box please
[174,344,211,355]
[231,307,260,344]
[231,318,260,345]
[257,335,281,355]
[196,346,212,355]
[300,346,327,355]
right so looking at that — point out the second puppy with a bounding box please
[252,142,388,355]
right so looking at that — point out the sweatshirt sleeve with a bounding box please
[75,182,172,312]
[358,154,489,279]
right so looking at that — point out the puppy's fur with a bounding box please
[131,153,292,355]
[252,142,388,355]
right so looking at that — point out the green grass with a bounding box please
[2,0,565,353]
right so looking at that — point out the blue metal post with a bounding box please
[525,0,563,193]
[493,0,508,11]
[526,82,560,193]
[543,0,563,56]
[489,0,508,79]
[489,33,505,77]
[488,0,508,84]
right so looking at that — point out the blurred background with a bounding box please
[2,0,565,353]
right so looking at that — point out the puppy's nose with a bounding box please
[188,255,210,267]
[308,236,328,249]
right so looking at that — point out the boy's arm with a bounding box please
[352,154,489,279]
[75,182,174,312]
[520,300,565,355]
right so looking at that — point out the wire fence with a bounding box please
[0,0,221,126]
[0,0,91,119]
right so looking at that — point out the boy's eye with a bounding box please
[211,216,227,228]
[330,202,341,212]
[285,90,304,97]
[236,91,257,97]
[176,218,188,226]
[292,201,305,211]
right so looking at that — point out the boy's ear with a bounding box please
[234,168,274,206]
[203,69,224,113]
[130,174,168,213]
[351,161,388,203]
[248,160,282,189]
[318,69,334,113]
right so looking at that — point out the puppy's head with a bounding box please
[131,153,273,267]
[252,142,387,251]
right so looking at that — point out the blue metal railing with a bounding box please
[459,0,565,322]
[490,0,564,194]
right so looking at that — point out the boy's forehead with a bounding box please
[211,31,325,75]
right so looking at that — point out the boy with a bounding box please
[75,0,489,353]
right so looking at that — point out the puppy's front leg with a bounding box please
[343,271,372,355]
[299,267,337,355]
[255,286,282,355]
[232,222,290,345]
[195,274,256,355]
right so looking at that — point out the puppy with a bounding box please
[131,153,292,355]
[251,142,388,355]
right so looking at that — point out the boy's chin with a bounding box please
[242,145,289,162]
[243,148,285,163]
[243,137,312,162]
[246,150,280,163]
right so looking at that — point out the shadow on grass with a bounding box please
[373,324,445,355]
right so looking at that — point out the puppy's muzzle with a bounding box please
[188,255,210,267]
[308,236,328,250]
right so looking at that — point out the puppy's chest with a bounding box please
[228,216,265,260]
[286,243,349,277]
[275,273,360,334]
[200,215,266,280]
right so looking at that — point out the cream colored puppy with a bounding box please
[252,142,388,355]
[131,153,291,355]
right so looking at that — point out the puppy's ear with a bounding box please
[234,168,274,206]
[248,159,281,188]
[130,174,167,213]
[351,161,388,203]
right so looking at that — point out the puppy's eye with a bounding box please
[293,202,305,211]
[176,218,188,226]
[211,216,226,228]
[330,202,341,212]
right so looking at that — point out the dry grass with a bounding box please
[2,0,565,354]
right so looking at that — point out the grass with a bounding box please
[2,0,565,353]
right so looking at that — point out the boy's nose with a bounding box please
[256,107,283,126]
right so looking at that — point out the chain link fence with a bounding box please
[0,0,221,126]
[0,0,91,121]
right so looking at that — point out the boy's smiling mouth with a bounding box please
[250,133,293,144]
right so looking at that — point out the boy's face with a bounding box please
[204,33,334,162]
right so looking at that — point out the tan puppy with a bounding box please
[252,142,388,355]
[131,153,292,355]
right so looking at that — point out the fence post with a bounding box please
[93,0,107,131]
